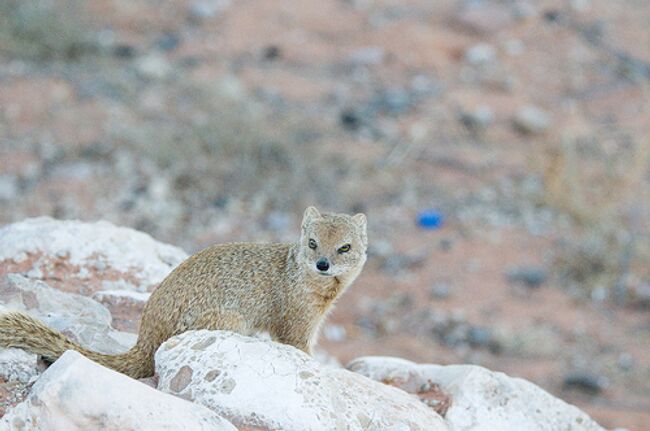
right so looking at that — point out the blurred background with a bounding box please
[0,0,649,428]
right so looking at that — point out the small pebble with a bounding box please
[348,46,385,66]
[459,105,494,131]
[465,43,496,65]
[189,0,232,21]
[262,45,281,60]
[430,282,452,300]
[506,267,548,289]
[513,105,552,135]
[563,372,608,394]
[340,109,361,131]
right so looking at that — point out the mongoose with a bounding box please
[0,207,367,378]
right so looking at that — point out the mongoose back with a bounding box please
[0,207,367,378]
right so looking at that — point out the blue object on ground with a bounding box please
[417,210,444,229]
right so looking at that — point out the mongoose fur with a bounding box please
[0,207,367,378]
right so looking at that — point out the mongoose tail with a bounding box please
[0,311,151,379]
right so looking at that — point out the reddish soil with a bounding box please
[1,0,648,429]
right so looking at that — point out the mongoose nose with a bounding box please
[316,258,330,272]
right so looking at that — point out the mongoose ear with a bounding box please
[352,213,367,230]
[302,206,321,229]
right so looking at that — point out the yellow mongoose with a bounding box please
[0,207,367,378]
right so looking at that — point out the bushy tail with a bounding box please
[0,311,154,379]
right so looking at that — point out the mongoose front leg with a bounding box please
[275,323,314,355]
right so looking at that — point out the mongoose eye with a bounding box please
[338,244,351,254]
[308,239,318,249]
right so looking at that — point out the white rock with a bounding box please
[136,53,172,80]
[0,348,40,383]
[465,43,496,65]
[0,351,237,431]
[156,330,447,431]
[0,174,18,201]
[513,105,552,135]
[0,217,187,291]
[0,274,135,354]
[189,0,232,20]
[348,46,385,66]
[347,356,605,431]
[93,289,151,304]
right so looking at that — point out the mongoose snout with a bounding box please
[316,258,330,272]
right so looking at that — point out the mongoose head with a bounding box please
[299,206,368,277]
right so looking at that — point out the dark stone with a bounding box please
[370,89,413,116]
[563,372,608,395]
[113,44,136,59]
[506,267,548,289]
[542,10,563,23]
[340,109,361,131]
[262,45,282,60]
[156,33,181,52]
[430,282,452,300]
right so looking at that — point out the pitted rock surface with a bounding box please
[155,330,448,431]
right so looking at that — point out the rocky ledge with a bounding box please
[0,218,605,430]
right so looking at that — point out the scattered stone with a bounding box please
[262,44,282,60]
[563,371,609,395]
[215,75,246,101]
[590,286,608,302]
[348,356,605,431]
[322,323,347,342]
[155,32,181,52]
[504,39,525,56]
[505,266,548,288]
[136,53,173,80]
[629,282,650,307]
[453,2,516,35]
[348,46,385,66]
[374,88,413,115]
[156,330,447,430]
[430,282,452,300]
[112,44,136,58]
[0,351,237,430]
[189,0,232,21]
[617,353,634,371]
[543,10,564,24]
[93,289,151,306]
[0,175,18,201]
[570,0,592,13]
[467,326,495,350]
[380,251,428,273]
[459,105,494,132]
[512,3,538,20]
[465,43,496,65]
[513,105,552,135]
[340,109,362,131]
[417,380,453,417]
[0,348,41,383]
[264,211,293,232]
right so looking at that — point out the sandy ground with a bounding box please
[1,0,649,429]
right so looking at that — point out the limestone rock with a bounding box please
[347,356,605,431]
[155,330,448,431]
[0,274,135,354]
[513,105,552,135]
[0,217,187,293]
[0,351,237,430]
